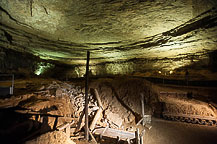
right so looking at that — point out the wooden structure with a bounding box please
[57,122,74,138]
[93,127,135,141]
[0,74,14,96]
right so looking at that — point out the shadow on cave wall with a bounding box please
[145,51,217,87]
[0,106,61,144]
[208,50,217,72]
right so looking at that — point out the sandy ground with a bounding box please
[143,118,217,144]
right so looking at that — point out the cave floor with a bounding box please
[1,77,217,144]
[143,117,217,144]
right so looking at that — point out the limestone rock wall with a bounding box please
[0,0,217,79]
[0,47,39,76]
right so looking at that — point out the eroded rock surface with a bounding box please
[0,0,217,77]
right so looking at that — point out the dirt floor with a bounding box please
[0,77,217,144]
[143,118,217,144]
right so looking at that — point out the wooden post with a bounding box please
[140,128,146,144]
[85,51,90,140]
[76,108,85,132]
[140,136,143,144]
[135,128,140,144]
[88,129,98,144]
[141,93,145,126]
[11,74,14,95]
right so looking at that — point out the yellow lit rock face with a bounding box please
[0,0,194,43]
[0,0,217,77]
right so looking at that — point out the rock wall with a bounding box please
[0,0,217,80]
[193,0,217,16]
[0,47,39,77]
[0,47,76,78]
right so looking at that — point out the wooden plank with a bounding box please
[94,88,103,109]
[57,123,70,131]
[15,110,64,118]
[141,93,145,126]
[90,108,103,131]
[90,88,103,131]
[88,129,97,144]
[93,127,135,141]
[57,121,74,131]
[100,125,108,139]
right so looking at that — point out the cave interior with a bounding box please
[0,0,217,144]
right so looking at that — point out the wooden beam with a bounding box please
[100,125,108,139]
[94,88,103,109]
[90,88,103,131]
[90,108,103,131]
[140,128,146,144]
[94,127,135,141]
[88,129,97,144]
[57,123,70,131]
[85,51,90,140]
[141,93,145,126]
[135,128,140,144]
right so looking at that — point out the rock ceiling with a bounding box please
[0,0,217,72]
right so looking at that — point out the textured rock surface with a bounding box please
[0,47,40,75]
[0,0,217,77]
[0,0,194,43]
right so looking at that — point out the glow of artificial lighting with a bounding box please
[158,71,161,74]
[35,66,43,75]
[34,62,54,75]
[169,71,173,74]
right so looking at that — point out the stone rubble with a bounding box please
[32,80,138,132]
[35,81,97,119]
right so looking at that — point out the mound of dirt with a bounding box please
[88,77,161,130]
[25,131,75,144]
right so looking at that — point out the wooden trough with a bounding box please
[93,127,135,141]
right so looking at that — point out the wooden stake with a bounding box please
[140,128,146,144]
[88,129,98,144]
[75,108,85,132]
[135,128,140,144]
[140,135,143,144]
[90,89,103,131]
[85,51,90,140]
[94,88,103,109]
[90,107,103,131]
[141,93,145,126]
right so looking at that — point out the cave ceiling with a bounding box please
[0,0,217,71]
